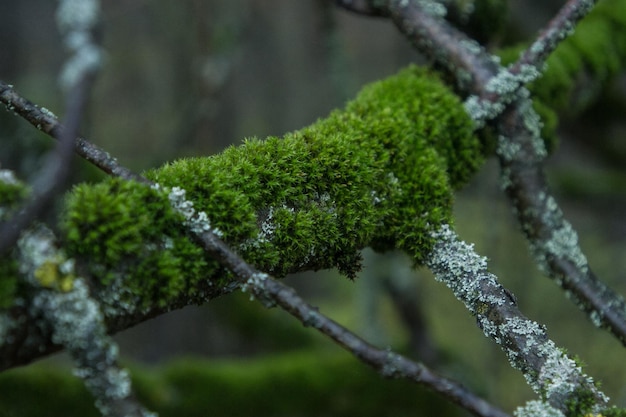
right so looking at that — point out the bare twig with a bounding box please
[0,82,147,184]
[247,274,512,417]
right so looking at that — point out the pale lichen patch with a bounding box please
[514,400,566,417]
[164,185,224,237]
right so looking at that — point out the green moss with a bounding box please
[0,258,18,309]
[62,179,218,309]
[63,66,483,298]
[601,407,626,417]
[565,386,598,417]
[0,171,29,309]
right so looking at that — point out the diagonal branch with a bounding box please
[0,81,147,184]
[508,0,599,81]
[245,273,512,417]
[386,0,498,93]
[426,225,607,414]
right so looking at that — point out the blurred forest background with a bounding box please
[1,0,626,415]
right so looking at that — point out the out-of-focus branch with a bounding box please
[383,273,438,365]
[508,0,599,82]
[0,82,83,254]
[18,227,155,417]
[1,1,156,415]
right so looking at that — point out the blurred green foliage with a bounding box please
[0,352,470,417]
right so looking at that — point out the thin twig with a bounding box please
[251,274,512,417]
[508,0,599,81]
[0,82,147,184]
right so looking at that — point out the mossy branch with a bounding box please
[1,66,512,417]
[58,65,482,309]
[1,1,625,414]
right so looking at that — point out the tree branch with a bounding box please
[426,225,607,414]
[0,26,102,254]
[386,0,498,93]
[508,0,599,81]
